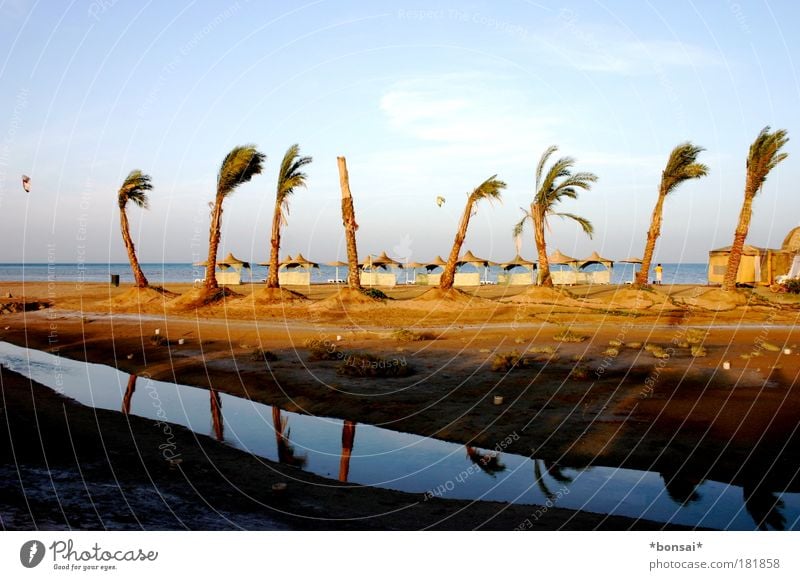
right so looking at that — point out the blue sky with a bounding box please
[0,0,798,264]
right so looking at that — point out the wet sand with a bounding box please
[1,281,799,529]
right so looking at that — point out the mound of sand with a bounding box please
[506,286,583,306]
[587,288,674,310]
[410,287,485,304]
[673,288,748,311]
[310,287,381,310]
[108,287,177,308]
[167,286,241,311]
[247,287,307,304]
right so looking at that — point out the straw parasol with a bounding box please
[619,256,643,283]
[579,251,614,269]
[326,260,348,282]
[361,251,403,270]
[423,256,448,271]
[404,261,426,284]
[548,249,579,267]
[196,252,251,272]
[282,253,319,269]
[499,254,537,271]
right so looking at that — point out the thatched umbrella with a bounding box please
[217,252,251,271]
[423,255,448,271]
[281,253,319,269]
[405,261,425,284]
[580,251,614,269]
[619,256,642,283]
[326,260,348,283]
[548,249,579,268]
[362,251,403,270]
[499,254,537,271]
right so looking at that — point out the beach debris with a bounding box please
[492,351,521,372]
[758,341,781,352]
[272,482,288,495]
[154,328,161,335]
[336,335,342,341]
[690,345,707,357]
[529,345,556,355]
[722,361,731,370]
[177,338,185,345]
[126,353,134,360]
[436,196,446,207]
[644,344,670,359]
[3,326,9,330]
[493,395,504,405]
[168,458,183,468]
[608,339,624,347]
[784,348,792,355]
[553,328,587,343]
[602,347,620,357]
[21,175,30,193]
[626,342,642,349]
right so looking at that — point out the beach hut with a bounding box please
[278,253,318,286]
[579,251,614,285]
[360,251,402,287]
[548,249,580,285]
[497,254,536,286]
[454,249,490,286]
[707,245,766,286]
[195,252,250,285]
[416,256,448,286]
[404,261,425,284]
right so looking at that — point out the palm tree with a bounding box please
[337,156,362,290]
[723,127,789,291]
[514,146,597,287]
[266,144,312,288]
[439,176,506,290]
[205,145,266,289]
[118,170,153,288]
[636,143,708,285]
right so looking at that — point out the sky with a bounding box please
[0,0,798,265]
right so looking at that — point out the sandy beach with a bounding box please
[1,280,799,530]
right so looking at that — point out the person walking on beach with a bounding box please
[655,263,663,285]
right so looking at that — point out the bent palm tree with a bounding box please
[636,142,708,285]
[205,145,266,289]
[514,146,597,287]
[266,145,312,288]
[723,127,789,291]
[439,176,506,290]
[118,170,153,288]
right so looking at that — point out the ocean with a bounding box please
[0,262,711,286]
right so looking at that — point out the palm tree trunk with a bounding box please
[636,189,667,286]
[337,157,361,290]
[440,198,473,290]
[532,203,552,287]
[204,195,223,289]
[338,420,357,482]
[723,188,756,291]
[266,199,282,288]
[122,374,136,414]
[119,206,149,288]
[210,389,223,441]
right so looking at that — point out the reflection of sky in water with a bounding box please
[1,341,797,530]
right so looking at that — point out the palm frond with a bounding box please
[118,169,153,209]
[662,142,708,194]
[747,127,789,186]
[553,212,594,238]
[276,143,313,209]
[535,145,559,189]
[512,208,531,238]
[217,144,266,198]
[469,175,507,203]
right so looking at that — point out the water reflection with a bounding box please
[210,389,223,441]
[339,421,357,482]
[121,374,136,415]
[660,465,702,505]
[744,483,786,531]
[465,446,506,476]
[1,340,798,530]
[271,407,307,468]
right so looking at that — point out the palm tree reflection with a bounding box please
[271,407,307,468]
[534,459,575,501]
[660,466,702,505]
[465,446,506,476]
[210,389,224,441]
[339,421,357,482]
[122,374,137,415]
[743,482,786,531]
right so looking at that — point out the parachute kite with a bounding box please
[21,175,31,193]
[435,196,445,207]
